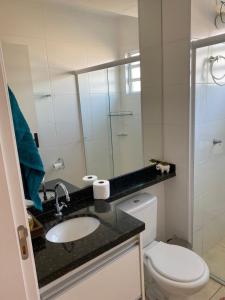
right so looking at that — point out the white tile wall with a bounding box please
[162,0,191,241]
[163,40,190,86]
[140,45,162,89]
[142,123,163,164]
[139,0,163,163]
[139,0,165,239]
[164,84,189,126]
[139,0,162,47]
[118,16,139,57]
[162,0,190,43]
[164,165,189,239]
[164,124,189,168]
[193,228,203,256]
[49,68,76,95]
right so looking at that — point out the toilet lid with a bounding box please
[145,242,206,283]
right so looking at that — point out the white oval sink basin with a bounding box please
[46,216,100,243]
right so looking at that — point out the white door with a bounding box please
[0,45,40,299]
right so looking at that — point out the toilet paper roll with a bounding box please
[93,180,110,200]
[82,175,98,186]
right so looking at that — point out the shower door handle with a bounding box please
[213,139,222,145]
[117,133,128,137]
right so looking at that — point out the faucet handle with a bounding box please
[55,202,68,217]
[59,202,67,210]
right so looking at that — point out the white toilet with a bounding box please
[117,193,209,300]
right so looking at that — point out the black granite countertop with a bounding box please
[31,163,176,216]
[32,199,145,288]
[31,162,176,288]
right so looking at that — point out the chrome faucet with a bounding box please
[41,177,48,202]
[54,182,70,217]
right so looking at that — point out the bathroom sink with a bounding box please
[46,216,100,243]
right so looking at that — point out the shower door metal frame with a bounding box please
[73,55,140,75]
[190,33,225,285]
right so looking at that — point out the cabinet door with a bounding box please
[56,246,141,300]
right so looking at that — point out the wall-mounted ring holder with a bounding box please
[209,55,225,85]
[215,0,225,28]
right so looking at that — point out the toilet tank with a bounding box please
[117,193,157,247]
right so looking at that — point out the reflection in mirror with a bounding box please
[78,56,143,179]
[1,0,162,208]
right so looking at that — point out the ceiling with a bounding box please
[49,0,138,17]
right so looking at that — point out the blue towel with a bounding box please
[8,87,45,210]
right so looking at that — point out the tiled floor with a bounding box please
[187,278,225,300]
[204,238,225,283]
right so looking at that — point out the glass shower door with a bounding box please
[193,42,225,284]
[78,69,114,179]
[108,63,143,177]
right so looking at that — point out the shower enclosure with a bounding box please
[75,56,143,179]
[192,35,225,284]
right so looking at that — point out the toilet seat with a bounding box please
[144,242,206,283]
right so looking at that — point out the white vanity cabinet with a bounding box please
[41,238,144,300]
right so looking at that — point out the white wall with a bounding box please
[139,0,166,241]
[2,43,38,134]
[139,0,192,242]
[118,16,139,57]
[162,0,191,241]
[191,0,225,40]
[139,0,163,165]
[0,0,139,187]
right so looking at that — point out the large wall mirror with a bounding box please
[1,0,162,199]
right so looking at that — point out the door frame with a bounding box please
[0,44,40,299]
